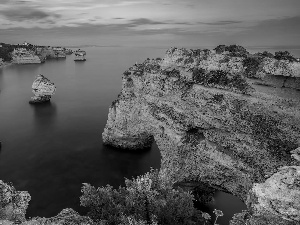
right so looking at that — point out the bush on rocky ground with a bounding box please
[242,57,261,78]
[192,68,251,94]
[80,169,208,225]
[274,51,297,62]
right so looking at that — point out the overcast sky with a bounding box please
[0,0,300,47]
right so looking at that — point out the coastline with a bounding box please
[0,61,12,69]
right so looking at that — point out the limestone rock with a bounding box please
[291,147,300,162]
[103,46,300,223]
[28,208,94,225]
[0,180,31,223]
[29,74,56,104]
[245,166,300,224]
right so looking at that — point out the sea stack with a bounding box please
[29,74,56,104]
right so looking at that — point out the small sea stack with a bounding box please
[29,74,56,104]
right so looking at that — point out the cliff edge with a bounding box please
[102,45,300,224]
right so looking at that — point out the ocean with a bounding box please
[1,45,298,224]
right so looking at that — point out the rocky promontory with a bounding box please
[103,45,300,224]
[29,74,56,104]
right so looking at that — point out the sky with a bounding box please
[0,0,300,48]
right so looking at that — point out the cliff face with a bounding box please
[102,46,300,222]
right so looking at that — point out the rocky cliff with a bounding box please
[103,46,300,223]
[29,74,56,104]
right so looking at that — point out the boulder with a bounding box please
[29,74,56,104]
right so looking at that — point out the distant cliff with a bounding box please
[103,45,300,224]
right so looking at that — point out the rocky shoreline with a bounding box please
[1,45,300,224]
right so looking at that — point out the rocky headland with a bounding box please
[102,45,300,224]
[1,45,300,225]
[29,74,56,104]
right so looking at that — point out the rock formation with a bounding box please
[0,180,30,223]
[230,166,300,225]
[29,74,56,104]
[0,181,94,225]
[249,166,300,223]
[102,45,300,223]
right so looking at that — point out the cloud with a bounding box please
[0,7,60,22]
[198,20,242,25]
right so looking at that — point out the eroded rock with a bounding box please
[249,166,300,222]
[0,180,30,223]
[29,74,56,104]
[230,166,300,224]
[103,46,300,222]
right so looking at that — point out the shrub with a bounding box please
[274,51,297,62]
[260,51,274,58]
[214,45,248,57]
[230,74,250,94]
[242,57,261,78]
[80,169,206,225]
[206,70,230,86]
[0,43,14,62]
[192,68,251,94]
[214,45,226,54]
[123,71,131,76]
[192,68,207,84]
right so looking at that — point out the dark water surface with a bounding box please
[2,46,297,224]
[0,47,163,217]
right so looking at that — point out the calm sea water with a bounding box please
[0,47,163,217]
[2,46,298,224]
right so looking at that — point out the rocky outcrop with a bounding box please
[102,46,300,222]
[29,74,56,104]
[0,181,94,225]
[0,180,30,223]
[249,166,300,222]
[230,166,300,225]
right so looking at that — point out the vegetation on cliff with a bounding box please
[80,169,208,225]
[0,43,14,62]
[274,51,298,62]
[242,57,261,78]
[192,68,251,94]
[214,45,249,57]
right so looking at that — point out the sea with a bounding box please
[0,46,299,224]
